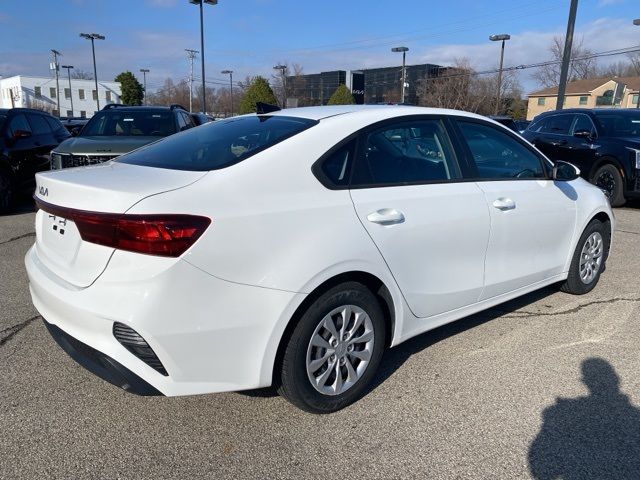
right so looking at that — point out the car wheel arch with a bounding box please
[270,271,396,387]
[589,156,626,185]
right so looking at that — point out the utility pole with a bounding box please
[273,64,287,108]
[50,49,62,117]
[140,69,149,105]
[186,49,198,112]
[62,65,74,116]
[556,0,579,110]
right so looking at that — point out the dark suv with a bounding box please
[51,104,196,169]
[522,108,640,206]
[0,108,70,211]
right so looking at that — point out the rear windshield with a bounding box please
[82,110,176,137]
[594,112,640,137]
[116,115,318,171]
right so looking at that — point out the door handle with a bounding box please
[492,198,516,211]
[550,140,567,146]
[367,208,405,225]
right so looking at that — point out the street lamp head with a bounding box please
[51,49,62,56]
[489,34,511,41]
[273,64,286,71]
[189,0,218,4]
[634,19,640,26]
[80,33,105,40]
[61,65,74,69]
[391,46,409,52]
[140,68,150,73]
[221,70,233,74]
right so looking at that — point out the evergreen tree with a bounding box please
[238,76,278,114]
[115,71,144,105]
[327,84,355,105]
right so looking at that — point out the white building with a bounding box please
[0,75,121,118]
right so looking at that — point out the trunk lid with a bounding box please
[34,162,207,288]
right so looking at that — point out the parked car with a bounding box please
[488,115,519,132]
[190,112,213,126]
[27,105,613,413]
[514,119,530,133]
[0,108,70,211]
[50,104,195,169]
[59,117,90,136]
[522,108,640,206]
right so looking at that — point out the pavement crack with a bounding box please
[0,315,40,347]
[616,229,640,236]
[0,231,35,246]
[500,297,640,319]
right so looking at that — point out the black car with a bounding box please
[522,108,640,206]
[190,112,213,126]
[0,108,70,211]
[59,117,90,136]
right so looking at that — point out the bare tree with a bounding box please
[71,69,94,80]
[531,36,598,89]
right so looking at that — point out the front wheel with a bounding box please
[561,219,610,295]
[593,164,625,207]
[276,282,386,413]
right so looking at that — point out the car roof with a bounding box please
[261,104,489,122]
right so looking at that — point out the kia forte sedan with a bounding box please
[26,105,613,413]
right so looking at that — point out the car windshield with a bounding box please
[594,112,640,137]
[116,115,318,171]
[81,110,176,137]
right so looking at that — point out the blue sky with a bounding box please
[0,0,638,93]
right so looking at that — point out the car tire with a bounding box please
[560,219,610,295]
[593,164,625,207]
[277,282,386,413]
[0,170,13,213]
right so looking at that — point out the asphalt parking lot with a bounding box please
[1,199,639,479]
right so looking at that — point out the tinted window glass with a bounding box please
[183,112,196,128]
[458,121,545,180]
[572,114,595,135]
[82,110,177,137]
[176,112,187,130]
[27,114,52,135]
[117,115,317,171]
[7,114,32,137]
[44,115,64,133]
[540,114,572,135]
[351,119,459,186]
[594,111,640,137]
[320,141,355,186]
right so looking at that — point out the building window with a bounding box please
[34,86,42,98]
[106,91,111,102]
[50,87,57,98]
[65,88,71,99]
[79,89,85,100]
[66,110,73,117]
[92,90,98,100]
[579,96,588,105]
[53,109,59,117]
[633,94,639,106]
[80,110,86,118]
[537,97,545,106]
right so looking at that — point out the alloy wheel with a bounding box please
[579,231,603,284]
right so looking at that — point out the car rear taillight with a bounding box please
[35,198,211,257]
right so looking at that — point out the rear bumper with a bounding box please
[26,245,306,396]
[43,319,162,396]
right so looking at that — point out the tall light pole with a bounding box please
[188,0,218,113]
[185,49,198,112]
[391,46,409,104]
[80,32,105,110]
[273,64,287,108]
[556,0,578,111]
[50,49,62,117]
[139,69,150,105]
[634,19,640,108]
[221,69,233,116]
[489,34,510,115]
[61,65,74,116]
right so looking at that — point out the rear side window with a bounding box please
[7,114,32,137]
[117,115,317,171]
[27,114,52,135]
[318,141,355,187]
[457,121,546,180]
[44,115,64,133]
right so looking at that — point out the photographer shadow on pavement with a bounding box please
[528,358,640,479]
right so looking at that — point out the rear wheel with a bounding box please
[277,282,386,413]
[561,219,609,295]
[593,164,625,207]
[0,170,13,213]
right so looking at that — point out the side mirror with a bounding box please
[553,160,580,181]
[13,129,32,140]
[574,129,594,141]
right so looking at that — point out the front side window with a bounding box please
[457,120,546,180]
[351,119,460,186]
[539,114,573,135]
[81,110,177,137]
[117,115,317,171]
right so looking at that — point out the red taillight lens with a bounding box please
[35,198,211,257]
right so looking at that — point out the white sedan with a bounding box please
[26,105,613,413]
